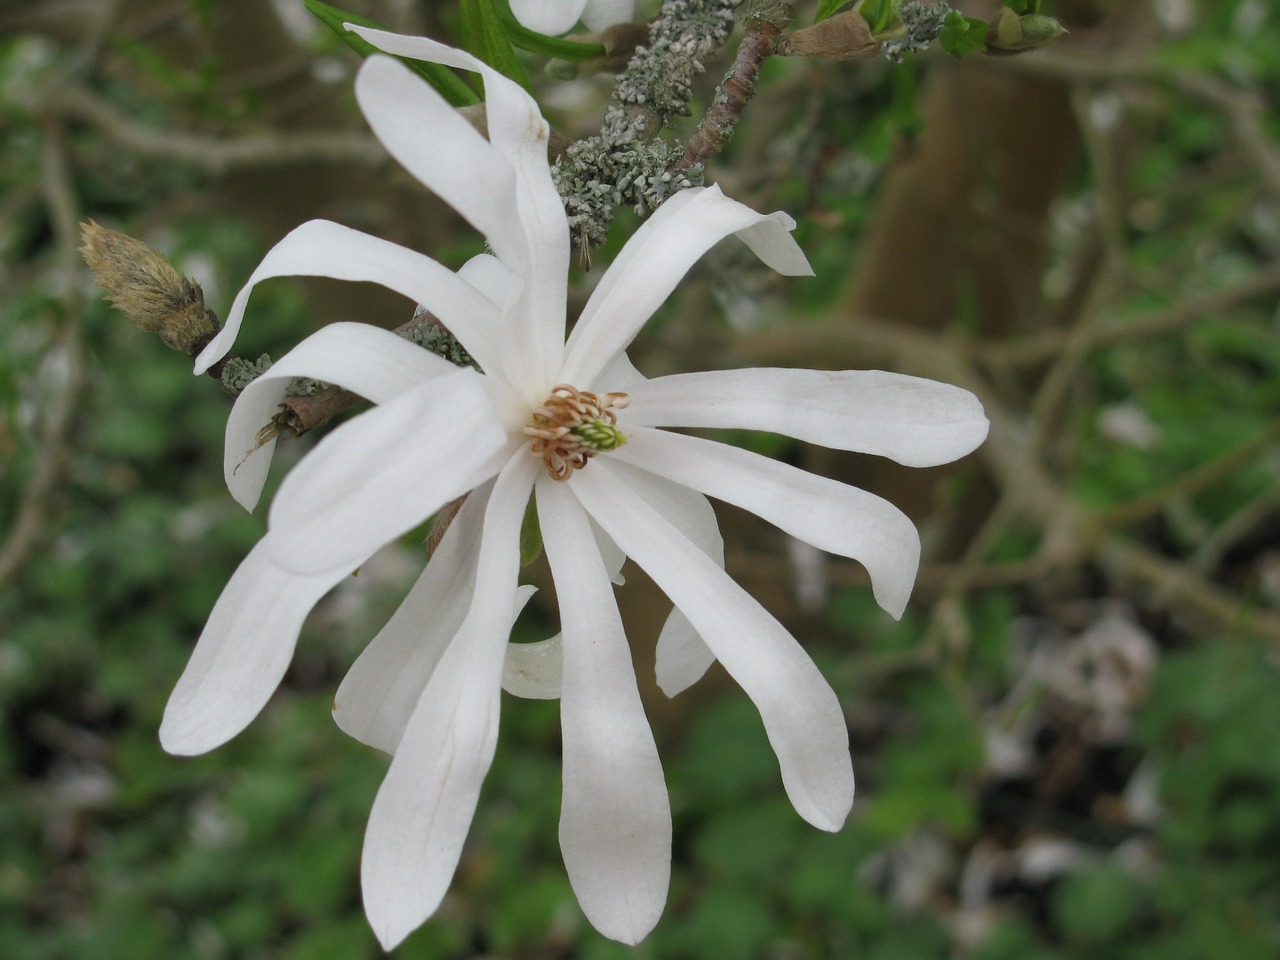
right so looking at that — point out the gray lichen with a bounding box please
[553,0,735,249]
[218,353,273,396]
[405,305,477,369]
[880,1,952,63]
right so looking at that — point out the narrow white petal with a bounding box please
[509,0,586,33]
[539,478,671,943]
[501,523,627,701]
[194,220,503,375]
[361,455,537,951]
[353,55,525,266]
[225,323,457,512]
[502,631,563,699]
[561,186,813,388]
[571,464,854,831]
[603,461,722,696]
[624,368,989,466]
[159,538,355,755]
[267,371,510,576]
[582,0,636,31]
[612,428,920,619]
[333,489,490,753]
[458,253,511,307]
[345,34,569,398]
[593,350,648,394]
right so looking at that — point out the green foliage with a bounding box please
[816,1,851,25]
[1004,0,1041,13]
[939,11,988,59]
[459,0,531,89]
[860,0,896,34]
[499,6,607,61]
[302,0,480,106]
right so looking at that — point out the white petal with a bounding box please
[624,368,989,466]
[225,323,457,512]
[582,0,635,31]
[159,537,355,755]
[612,428,920,619]
[571,464,854,831]
[594,350,648,393]
[538,478,671,943]
[345,34,569,399]
[353,55,525,267]
[267,370,510,576]
[500,519,627,701]
[361,454,537,951]
[195,220,502,375]
[333,488,490,753]
[561,185,813,388]
[501,630,562,699]
[603,461,722,696]
[458,253,511,307]
[509,0,587,34]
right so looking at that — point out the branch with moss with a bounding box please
[552,0,737,248]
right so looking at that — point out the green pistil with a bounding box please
[572,419,628,452]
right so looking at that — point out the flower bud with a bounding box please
[777,12,880,61]
[985,8,1065,55]
[80,220,219,356]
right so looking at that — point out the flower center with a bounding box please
[524,384,629,481]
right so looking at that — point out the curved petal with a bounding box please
[194,220,503,375]
[562,186,813,388]
[353,55,524,266]
[502,631,562,699]
[538,478,671,944]
[509,0,586,34]
[225,323,457,512]
[333,488,490,753]
[347,33,569,399]
[267,370,510,576]
[361,454,537,951]
[582,0,635,31]
[603,461,722,697]
[159,537,357,755]
[624,368,990,467]
[458,253,511,307]
[611,428,920,619]
[571,463,854,831]
[594,349,648,393]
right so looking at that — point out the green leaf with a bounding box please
[460,0,532,90]
[1004,0,1040,12]
[500,8,607,61]
[303,0,479,106]
[519,493,543,565]
[815,0,850,24]
[858,0,895,34]
[939,11,988,59]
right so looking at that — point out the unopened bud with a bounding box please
[79,219,219,356]
[985,9,1065,55]
[777,12,879,61]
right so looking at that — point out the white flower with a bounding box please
[510,0,634,35]
[161,28,989,951]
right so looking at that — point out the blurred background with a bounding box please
[2,0,1279,957]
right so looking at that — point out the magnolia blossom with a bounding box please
[510,0,634,35]
[161,27,988,951]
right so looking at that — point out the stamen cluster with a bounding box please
[524,384,630,480]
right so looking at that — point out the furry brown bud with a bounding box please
[777,12,879,61]
[80,220,219,356]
